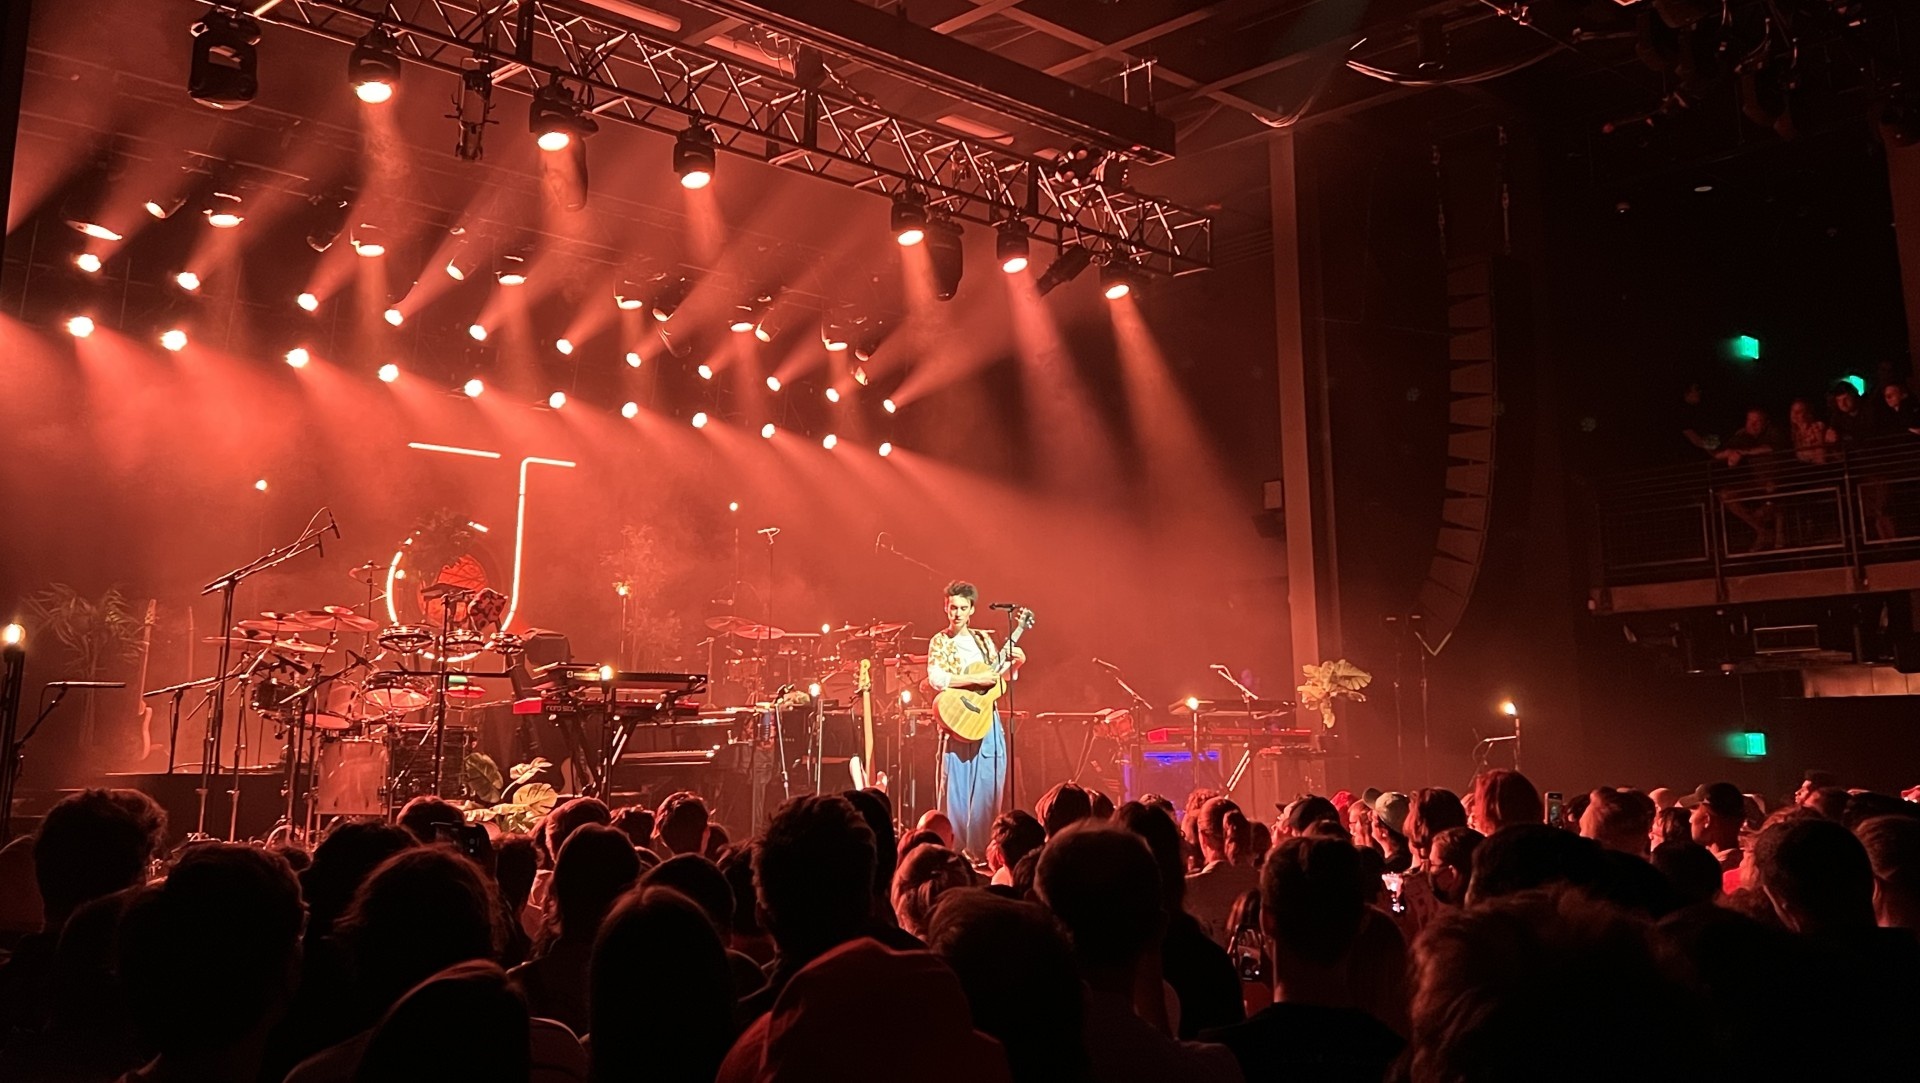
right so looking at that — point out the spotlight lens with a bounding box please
[556,338,574,356]
[384,308,404,326]
[206,212,243,229]
[766,376,781,392]
[878,441,892,457]
[691,411,709,429]
[66,315,95,338]
[468,323,488,341]
[285,347,311,368]
[896,227,925,247]
[761,423,775,439]
[175,271,201,291]
[537,130,571,152]
[680,170,712,191]
[1105,282,1131,300]
[697,364,713,381]
[160,329,188,351]
[354,80,394,104]
[378,363,400,382]
[255,479,269,492]
[73,222,122,241]
[353,241,386,258]
[75,253,102,274]
[730,320,755,334]
[822,433,837,449]
[624,351,642,368]
[652,308,673,323]
[497,272,527,286]
[143,200,168,219]
[1002,256,1029,274]
[621,401,639,419]
[548,391,567,409]
[882,398,897,414]
[445,260,466,281]
[616,297,643,311]
[825,387,840,403]
[297,292,319,312]
[464,378,484,397]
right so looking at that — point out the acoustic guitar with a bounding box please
[933,607,1035,742]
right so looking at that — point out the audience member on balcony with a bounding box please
[1715,407,1785,551]
[1883,383,1920,434]
[1827,383,1878,444]
[1789,398,1830,463]
[1673,380,1719,461]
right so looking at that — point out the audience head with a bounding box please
[754,795,876,957]
[1139,793,1176,819]
[897,829,944,864]
[550,823,641,941]
[1468,770,1544,835]
[1581,787,1658,856]
[892,844,980,938]
[336,845,502,1009]
[591,886,735,1083]
[1035,824,1163,978]
[1280,795,1341,837]
[1115,800,1187,910]
[1199,796,1253,865]
[1753,815,1875,934]
[1428,827,1483,905]
[493,832,537,911]
[610,805,656,848]
[1405,788,1467,861]
[1089,791,1115,822]
[117,844,302,1062]
[1652,806,1691,849]
[1793,770,1840,807]
[718,844,767,943]
[916,809,955,849]
[544,796,612,861]
[1372,791,1411,847]
[1037,781,1095,838]
[302,819,416,940]
[703,822,731,861]
[639,853,735,937]
[1260,836,1365,974]
[353,961,530,1083]
[33,787,166,927]
[1411,889,1701,1083]
[654,791,710,856]
[1651,840,1723,908]
[844,788,898,895]
[1469,823,1605,904]
[1854,814,1920,929]
[928,889,1088,1082]
[985,809,1045,875]
[1648,786,1678,810]
[396,795,466,846]
[1687,782,1745,850]
[1806,786,1850,822]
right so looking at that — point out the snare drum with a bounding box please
[362,671,432,714]
[378,624,435,654]
[310,679,364,732]
[314,737,389,816]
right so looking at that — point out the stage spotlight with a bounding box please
[651,276,690,321]
[697,364,714,380]
[674,123,717,189]
[625,351,642,368]
[160,328,188,351]
[1034,244,1092,297]
[556,338,575,356]
[350,222,388,257]
[378,362,400,382]
[297,292,319,312]
[445,243,480,281]
[74,253,102,274]
[997,219,1030,274]
[66,316,95,338]
[926,219,964,301]
[760,423,775,439]
[68,219,120,242]
[494,251,529,285]
[691,411,709,428]
[621,401,640,419]
[766,376,782,392]
[306,193,350,252]
[285,347,311,368]
[824,387,840,403]
[530,81,596,151]
[853,365,870,386]
[144,195,187,220]
[822,433,837,449]
[614,280,646,311]
[464,378,485,397]
[883,398,897,414]
[878,441,892,457]
[1100,259,1143,301]
[729,309,756,334]
[203,190,245,228]
[2,624,22,649]
[891,193,928,246]
[465,324,486,343]
[189,10,260,110]
[348,25,401,104]
[254,478,269,492]
[173,271,201,292]
[754,310,786,343]
[384,308,404,326]
[548,390,567,409]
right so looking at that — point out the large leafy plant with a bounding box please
[24,584,146,746]
[1297,659,1373,729]
[459,754,558,835]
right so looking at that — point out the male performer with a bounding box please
[925,580,1024,858]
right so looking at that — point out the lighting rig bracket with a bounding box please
[185,0,1211,276]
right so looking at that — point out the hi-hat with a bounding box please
[238,613,314,634]
[294,606,379,633]
[346,561,384,585]
[852,621,908,638]
[706,615,755,633]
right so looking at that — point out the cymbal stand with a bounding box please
[428,590,466,797]
[195,514,331,839]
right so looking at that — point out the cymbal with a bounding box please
[730,623,787,641]
[238,613,313,634]
[706,615,755,633]
[852,621,908,638]
[420,582,474,600]
[346,561,384,585]
[294,606,379,633]
[266,639,336,656]
[203,633,273,647]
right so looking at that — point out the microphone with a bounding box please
[327,508,341,540]
[1209,663,1232,675]
[757,526,781,537]
[47,680,126,688]
[1092,657,1119,671]
[875,531,891,554]
[989,602,1020,611]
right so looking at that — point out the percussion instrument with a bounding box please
[294,606,380,633]
[239,613,315,634]
[485,631,526,655]
[362,671,432,714]
[378,624,435,653]
[314,738,389,816]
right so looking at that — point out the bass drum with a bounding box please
[314,737,389,817]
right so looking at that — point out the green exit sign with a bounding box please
[1724,731,1768,759]
[1725,335,1762,362]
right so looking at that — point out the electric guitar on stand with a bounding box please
[934,607,1036,741]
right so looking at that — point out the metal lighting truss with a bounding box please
[204,0,1211,274]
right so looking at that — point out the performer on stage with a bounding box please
[925,580,1024,858]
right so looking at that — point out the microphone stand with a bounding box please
[143,674,222,774]
[3,684,118,840]
[875,534,947,581]
[1000,609,1019,815]
[196,514,332,839]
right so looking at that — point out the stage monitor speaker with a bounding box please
[100,770,286,846]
